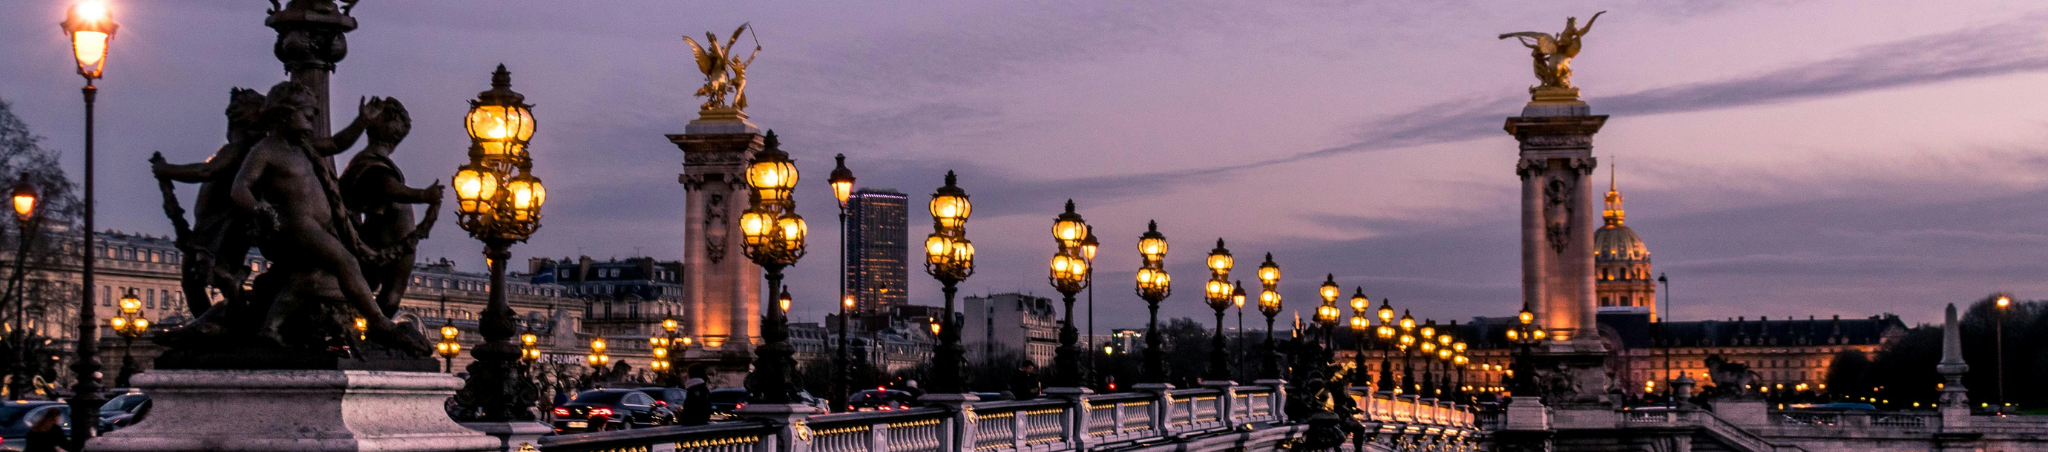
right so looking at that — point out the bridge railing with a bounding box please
[538,383,1478,452]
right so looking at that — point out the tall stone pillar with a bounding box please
[672,111,764,386]
[1506,100,1604,344]
[1505,93,1612,408]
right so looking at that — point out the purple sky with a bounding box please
[5,1,2048,331]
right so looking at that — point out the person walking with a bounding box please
[679,365,713,426]
[24,409,68,452]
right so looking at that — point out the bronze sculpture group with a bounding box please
[151,82,442,366]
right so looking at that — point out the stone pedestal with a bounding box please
[1504,101,1608,343]
[89,370,499,452]
[460,421,553,452]
[1503,396,1550,431]
[1710,396,1768,427]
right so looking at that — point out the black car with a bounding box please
[0,402,68,452]
[847,389,918,412]
[634,387,686,423]
[98,392,149,433]
[550,389,672,433]
[706,388,748,419]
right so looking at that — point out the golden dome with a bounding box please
[1596,162,1649,263]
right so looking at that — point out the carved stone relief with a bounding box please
[704,192,729,263]
[1544,176,1575,254]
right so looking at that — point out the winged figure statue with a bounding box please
[1499,12,1604,92]
[682,23,761,112]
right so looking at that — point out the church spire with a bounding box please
[1603,157,1625,227]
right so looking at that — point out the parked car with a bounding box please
[98,392,150,433]
[550,389,672,433]
[0,402,68,452]
[847,389,918,412]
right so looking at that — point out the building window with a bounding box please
[146,289,156,309]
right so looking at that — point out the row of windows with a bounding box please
[408,275,567,298]
[98,285,184,314]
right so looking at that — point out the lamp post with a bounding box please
[1419,320,1438,396]
[587,337,609,382]
[436,320,462,373]
[520,329,541,367]
[1435,325,1454,398]
[61,1,114,443]
[1045,201,1091,387]
[1375,299,1395,392]
[1995,294,2010,412]
[737,133,807,404]
[1202,239,1235,383]
[829,154,854,411]
[923,172,973,395]
[107,291,144,388]
[449,65,547,421]
[5,174,37,400]
[1506,309,1547,395]
[1398,310,1415,393]
[1452,341,1468,403]
[1256,254,1281,380]
[1231,282,1245,383]
[1316,275,1340,352]
[1348,288,1369,388]
[1081,230,1097,387]
[1135,221,1171,384]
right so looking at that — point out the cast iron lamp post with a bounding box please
[1315,275,1340,352]
[1231,282,1246,383]
[436,320,461,373]
[1202,239,1234,383]
[1256,254,1281,379]
[5,175,37,399]
[1376,299,1396,391]
[61,1,114,442]
[1452,341,1469,403]
[1081,230,1097,387]
[1047,201,1090,387]
[738,133,807,404]
[1134,221,1171,384]
[1437,322,1457,398]
[587,337,609,380]
[1348,288,1370,388]
[1398,311,1415,394]
[653,314,678,386]
[1419,320,1438,396]
[520,329,541,365]
[1506,309,1547,395]
[829,154,854,411]
[107,291,144,387]
[450,65,547,421]
[1995,294,2010,412]
[923,172,973,394]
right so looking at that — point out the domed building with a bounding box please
[1595,168,1656,319]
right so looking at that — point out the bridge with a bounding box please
[537,383,1481,452]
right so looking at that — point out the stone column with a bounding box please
[1505,101,1606,343]
[671,114,764,387]
[1936,303,1971,430]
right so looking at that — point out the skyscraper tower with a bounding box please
[1594,162,1655,319]
[846,188,909,313]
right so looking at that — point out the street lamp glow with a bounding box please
[829,154,855,208]
[63,1,117,80]
[11,174,37,224]
[1232,282,1247,309]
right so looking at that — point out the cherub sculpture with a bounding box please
[339,97,442,318]
[1499,12,1604,91]
[682,23,760,112]
[156,81,435,361]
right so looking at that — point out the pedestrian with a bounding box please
[1010,360,1041,401]
[679,365,713,426]
[23,409,68,452]
[902,380,924,398]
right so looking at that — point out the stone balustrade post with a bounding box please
[1012,406,1028,450]
[1254,379,1287,423]
[1136,383,1175,434]
[1046,387,1093,450]
[1205,382,1238,431]
[867,423,888,452]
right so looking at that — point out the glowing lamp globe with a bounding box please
[464,66,535,161]
[62,1,117,80]
[930,172,971,229]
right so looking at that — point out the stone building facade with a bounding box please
[962,293,1060,368]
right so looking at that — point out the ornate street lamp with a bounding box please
[1080,230,1099,386]
[829,154,854,412]
[1202,239,1235,383]
[1316,274,1341,349]
[1398,310,1416,393]
[1231,281,1247,382]
[3,174,36,399]
[61,2,116,441]
[1134,221,1171,384]
[107,290,145,388]
[587,337,610,377]
[436,320,462,373]
[1376,299,1396,391]
[736,132,808,404]
[1506,309,1546,395]
[1256,254,1282,379]
[449,65,547,421]
[520,329,542,364]
[1046,201,1091,387]
[1348,288,1370,388]
[923,172,973,395]
[1420,320,1438,396]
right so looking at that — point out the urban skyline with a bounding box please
[2,2,2041,332]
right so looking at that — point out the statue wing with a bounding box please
[681,36,715,75]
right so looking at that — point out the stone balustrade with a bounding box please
[536,383,1480,452]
